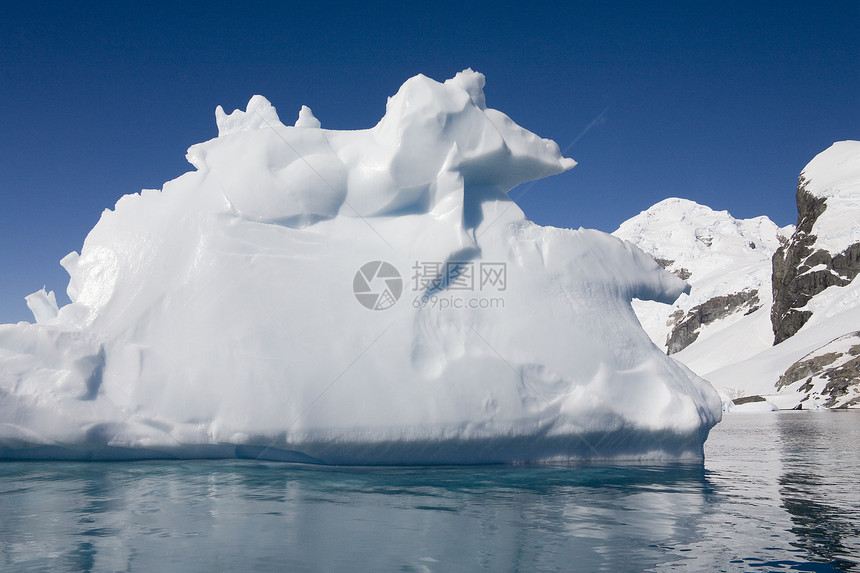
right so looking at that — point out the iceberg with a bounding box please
[0,70,721,463]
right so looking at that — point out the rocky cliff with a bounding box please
[771,174,860,344]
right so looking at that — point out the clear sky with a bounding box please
[1,1,858,324]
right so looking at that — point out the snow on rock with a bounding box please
[775,331,860,409]
[616,142,860,411]
[0,70,721,463]
[802,141,860,255]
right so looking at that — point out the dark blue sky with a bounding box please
[1,1,858,323]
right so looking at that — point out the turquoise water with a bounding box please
[1,411,858,571]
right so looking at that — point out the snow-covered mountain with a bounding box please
[0,70,721,463]
[614,198,793,358]
[615,141,860,410]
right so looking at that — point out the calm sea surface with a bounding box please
[1,411,858,572]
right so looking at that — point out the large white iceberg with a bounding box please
[0,70,721,463]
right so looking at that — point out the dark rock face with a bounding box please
[821,354,860,408]
[771,177,860,344]
[666,289,760,354]
[777,351,842,389]
[654,258,691,281]
[732,395,765,405]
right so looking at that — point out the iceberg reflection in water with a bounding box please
[0,411,858,571]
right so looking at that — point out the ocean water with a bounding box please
[1,411,858,572]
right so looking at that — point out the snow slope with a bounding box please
[0,70,721,463]
[615,142,860,410]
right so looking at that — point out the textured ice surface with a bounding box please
[0,70,721,463]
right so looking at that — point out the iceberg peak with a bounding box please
[215,94,284,136]
[294,105,321,128]
[189,71,576,228]
[445,68,487,110]
[24,287,58,324]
